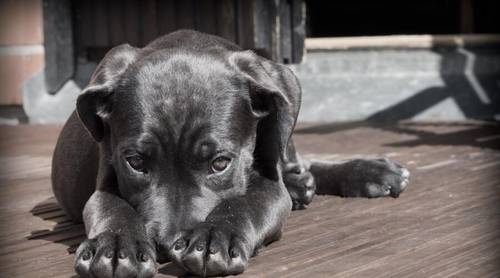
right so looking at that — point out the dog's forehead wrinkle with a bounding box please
[113,85,252,158]
[135,52,231,89]
[141,85,240,125]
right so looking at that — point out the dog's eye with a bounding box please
[126,155,146,173]
[211,156,231,173]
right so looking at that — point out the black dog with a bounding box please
[51,30,410,277]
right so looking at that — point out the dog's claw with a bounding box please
[284,162,316,210]
[340,158,410,198]
[169,222,250,277]
[74,231,157,278]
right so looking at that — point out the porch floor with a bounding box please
[0,122,499,277]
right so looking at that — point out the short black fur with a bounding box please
[51,30,410,277]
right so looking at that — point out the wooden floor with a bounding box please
[0,122,499,277]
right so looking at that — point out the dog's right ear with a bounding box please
[77,44,139,142]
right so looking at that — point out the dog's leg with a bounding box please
[169,176,291,277]
[282,139,410,206]
[309,158,410,198]
[282,139,317,210]
[74,190,157,278]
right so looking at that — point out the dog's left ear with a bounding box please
[229,51,301,178]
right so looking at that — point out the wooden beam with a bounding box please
[305,34,500,50]
[216,0,237,42]
[42,0,74,94]
[279,0,293,64]
[291,0,305,63]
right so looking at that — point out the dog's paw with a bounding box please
[74,231,156,278]
[283,162,316,210]
[169,223,250,277]
[341,158,410,198]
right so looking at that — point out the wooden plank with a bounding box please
[236,0,255,49]
[305,34,500,50]
[252,0,275,59]
[194,0,216,35]
[123,0,141,46]
[216,0,236,42]
[141,0,159,44]
[42,0,74,93]
[0,122,499,277]
[108,0,126,45]
[92,0,109,47]
[175,0,195,30]
[156,0,176,36]
[291,0,305,63]
[74,0,92,57]
[279,0,293,64]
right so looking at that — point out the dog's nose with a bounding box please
[156,239,176,263]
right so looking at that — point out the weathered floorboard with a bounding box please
[0,122,498,277]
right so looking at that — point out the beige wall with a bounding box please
[0,0,45,105]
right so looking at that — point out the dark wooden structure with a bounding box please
[43,0,74,94]
[41,0,306,93]
[73,0,305,63]
[1,122,499,277]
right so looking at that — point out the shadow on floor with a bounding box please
[295,121,500,151]
[27,196,85,254]
[158,262,189,277]
[380,123,500,151]
[28,197,191,277]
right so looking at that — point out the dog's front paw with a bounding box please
[74,231,156,278]
[283,162,316,210]
[342,158,410,198]
[170,223,251,277]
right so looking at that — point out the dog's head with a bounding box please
[76,43,300,254]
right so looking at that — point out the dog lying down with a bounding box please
[51,30,410,277]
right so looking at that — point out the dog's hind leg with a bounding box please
[52,112,98,223]
[309,158,410,198]
[282,139,411,209]
[281,139,317,210]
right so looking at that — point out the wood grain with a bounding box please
[0,122,498,277]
